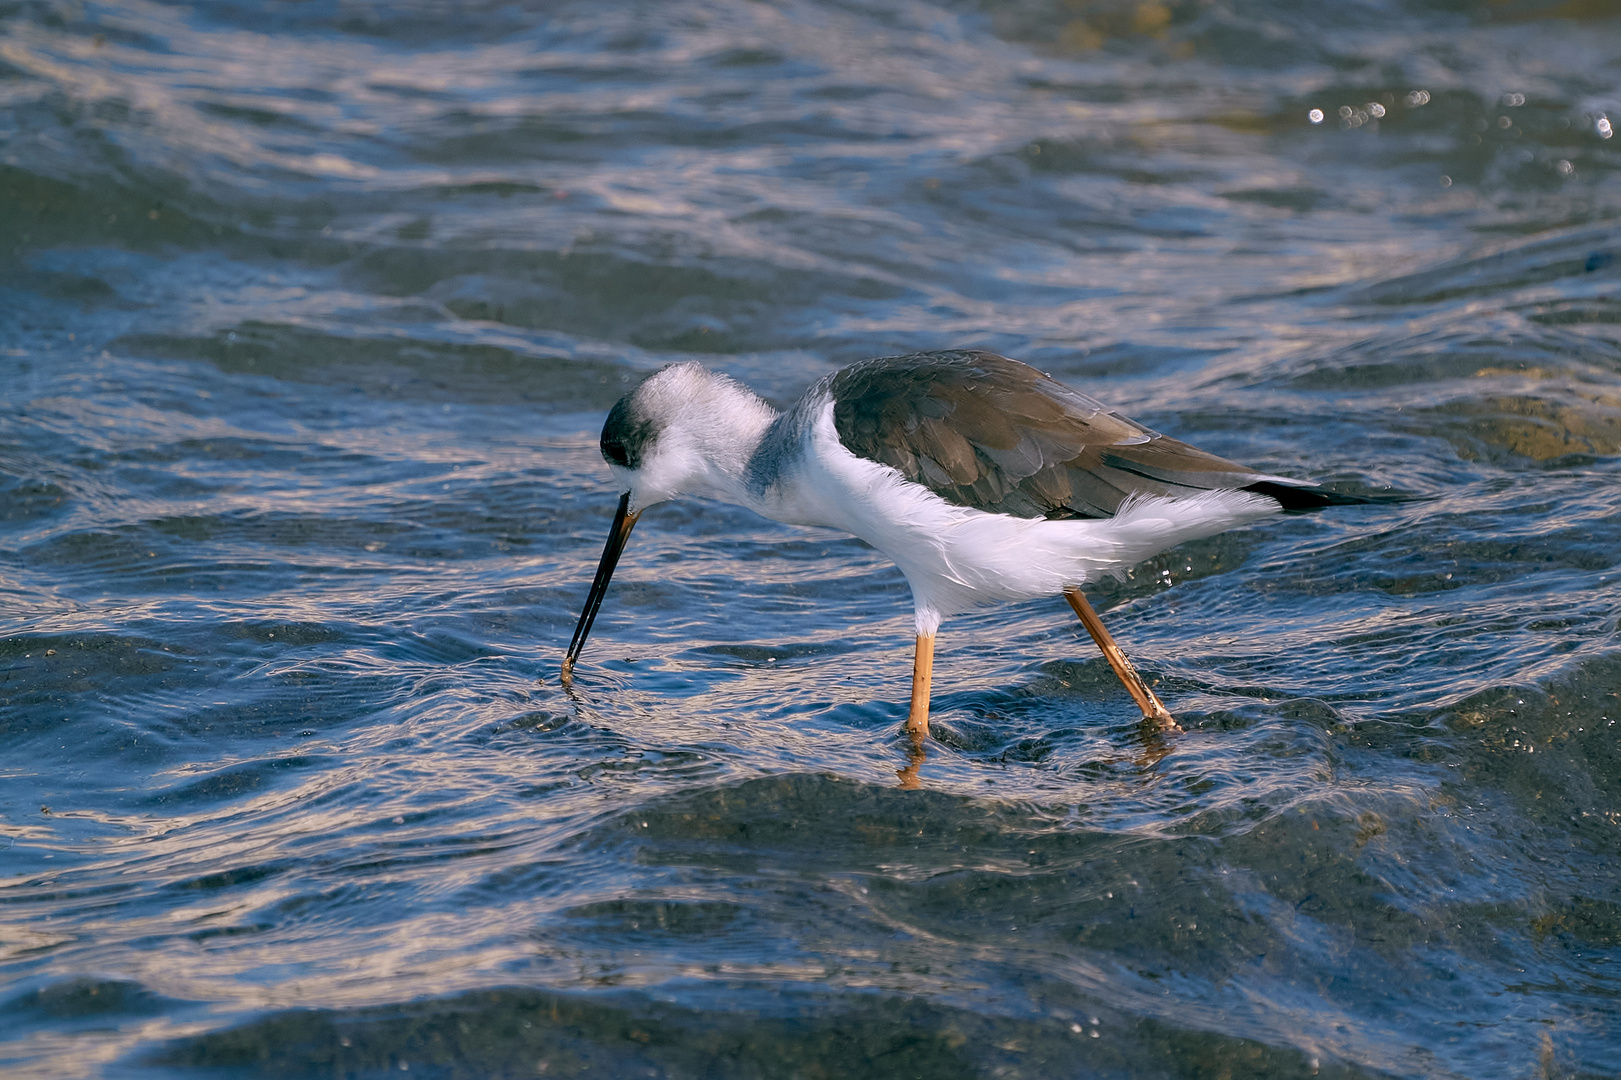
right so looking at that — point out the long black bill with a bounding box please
[561,491,641,682]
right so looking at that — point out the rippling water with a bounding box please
[3,0,1620,1076]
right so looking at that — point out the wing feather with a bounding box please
[829,351,1280,520]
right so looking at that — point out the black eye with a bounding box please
[601,438,630,467]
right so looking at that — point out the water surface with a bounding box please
[2,0,1620,1076]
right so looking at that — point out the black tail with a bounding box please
[1243,480,1413,513]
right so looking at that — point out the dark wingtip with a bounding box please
[1243,480,1417,513]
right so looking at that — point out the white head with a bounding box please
[599,362,777,511]
[563,363,779,679]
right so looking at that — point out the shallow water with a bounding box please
[2,0,1620,1076]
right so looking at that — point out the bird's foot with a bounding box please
[1140,706,1181,736]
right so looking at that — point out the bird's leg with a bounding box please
[896,738,926,790]
[1064,588,1178,731]
[906,633,935,739]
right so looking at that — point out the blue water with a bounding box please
[2,1,1620,1076]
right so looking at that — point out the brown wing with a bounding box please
[829,351,1276,520]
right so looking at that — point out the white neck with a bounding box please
[678,390,778,505]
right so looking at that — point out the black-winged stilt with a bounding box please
[562,351,1375,738]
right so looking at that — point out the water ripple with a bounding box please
[3,0,1621,1076]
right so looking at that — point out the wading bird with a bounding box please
[562,351,1373,737]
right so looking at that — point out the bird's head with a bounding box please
[562,362,776,681]
[599,361,775,512]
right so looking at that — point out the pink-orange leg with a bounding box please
[895,634,935,788]
[905,633,935,740]
[1064,588,1178,731]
